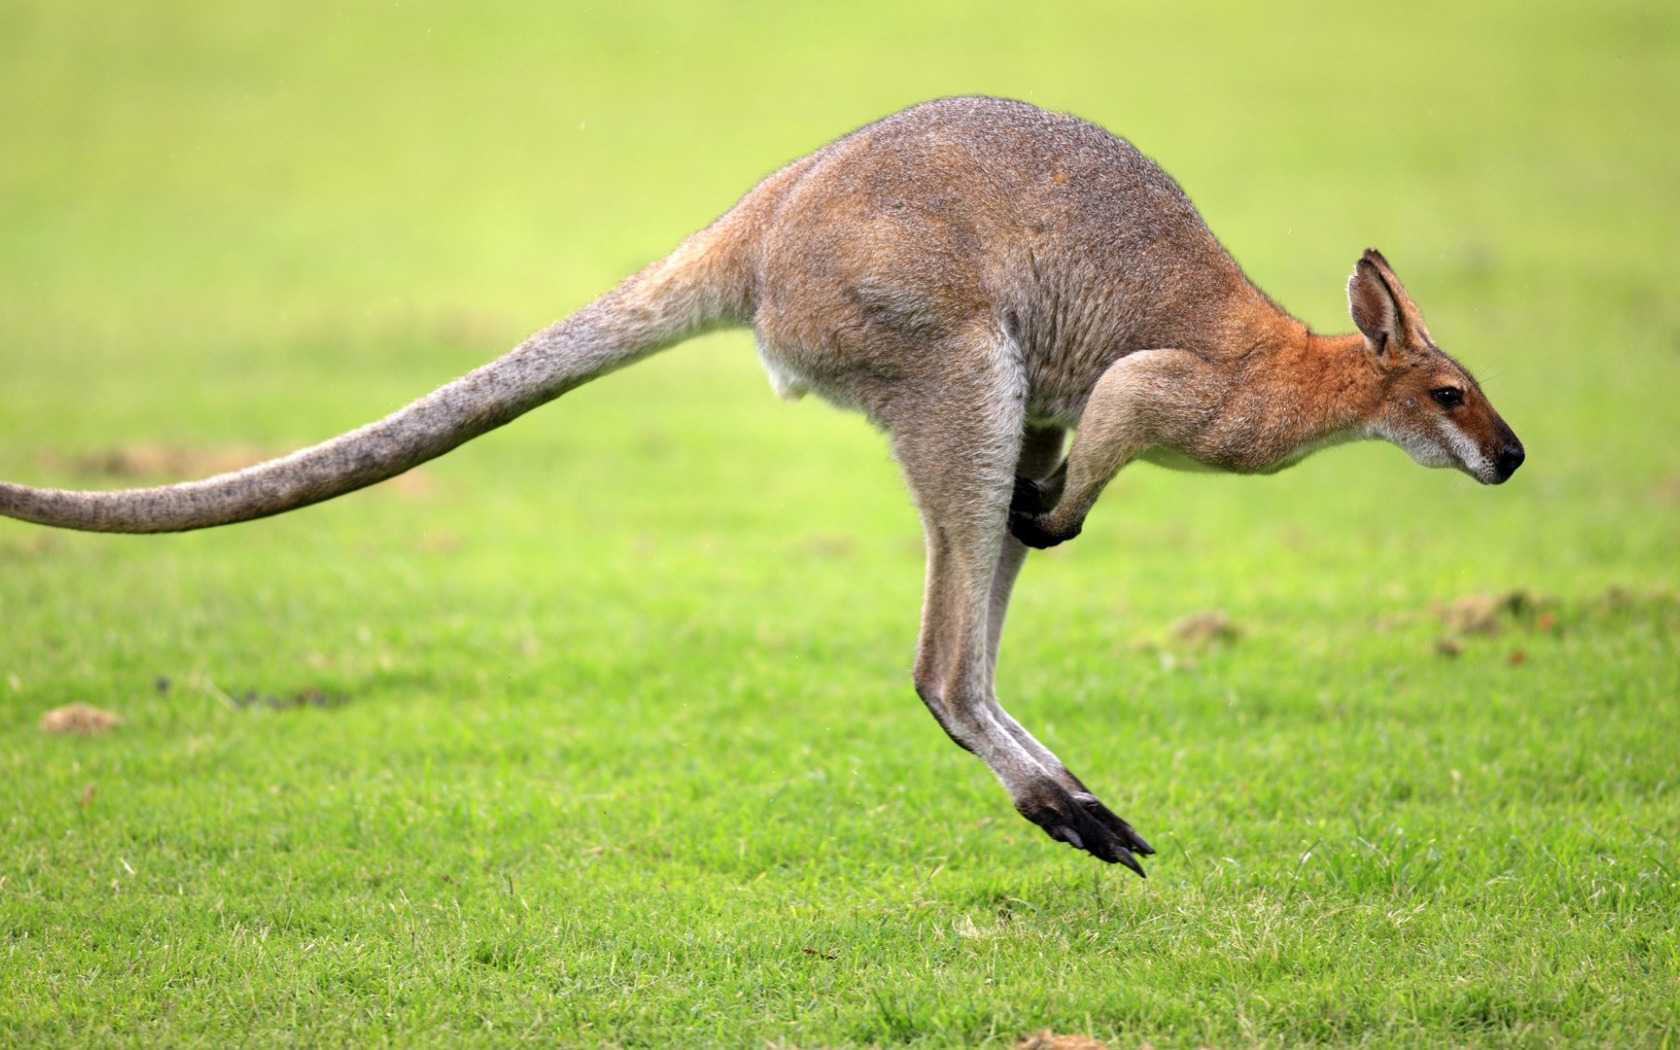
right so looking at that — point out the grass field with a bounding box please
[2,1,1678,1046]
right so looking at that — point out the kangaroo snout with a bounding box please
[1493,437,1525,483]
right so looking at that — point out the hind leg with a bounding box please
[884,355,1150,872]
[985,425,1155,862]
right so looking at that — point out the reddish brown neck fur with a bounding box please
[1299,331,1387,438]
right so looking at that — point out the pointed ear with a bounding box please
[1347,248,1430,358]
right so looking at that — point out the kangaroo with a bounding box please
[0,97,1522,875]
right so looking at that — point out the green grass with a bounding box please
[2,1,1678,1046]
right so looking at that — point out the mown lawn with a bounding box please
[2,1,1677,1046]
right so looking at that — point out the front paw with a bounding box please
[1009,511,1078,550]
[1011,475,1054,515]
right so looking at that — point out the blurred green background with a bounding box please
[1,1,1676,1046]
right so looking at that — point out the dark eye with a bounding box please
[1430,387,1464,408]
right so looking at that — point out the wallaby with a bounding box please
[0,97,1523,875]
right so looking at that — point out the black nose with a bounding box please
[1494,440,1525,482]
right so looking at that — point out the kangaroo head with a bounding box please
[1348,249,1523,484]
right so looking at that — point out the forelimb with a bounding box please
[1011,348,1221,548]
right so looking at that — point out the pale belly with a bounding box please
[1134,447,1222,473]
[752,335,872,416]
[1136,431,1367,475]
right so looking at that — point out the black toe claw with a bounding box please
[1076,794,1155,857]
[1114,847,1147,878]
[1021,785,1150,876]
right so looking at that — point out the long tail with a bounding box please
[0,233,748,533]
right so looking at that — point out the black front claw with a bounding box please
[1009,511,1076,550]
[1011,475,1055,515]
